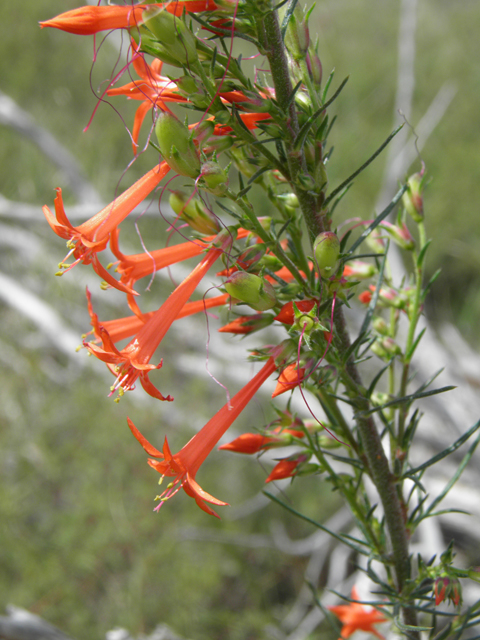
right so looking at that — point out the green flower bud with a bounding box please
[259,254,284,272]
[169,191,220,235]
[142,7,198,67]
[198,161,228,196]
[278,193,299,208]
[372,316,389,336]
[225,272,277,311]
[155,112,201,179]
[402,172,424,222]
[306,48,322,87]
[313,232,340,277]
[283,4,309,61]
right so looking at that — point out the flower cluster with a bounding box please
[40,0,353,516]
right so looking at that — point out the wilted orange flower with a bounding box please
[84,235,231,400]
[128,356,278,517]
[328,586,386,640]
[40,1,218,35]
[43,163,170,288]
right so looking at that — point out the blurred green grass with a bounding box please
[1,1,479,638]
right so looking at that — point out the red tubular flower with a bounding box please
[328,587,387,640]
[219,433,270,454]
[219,427,305,454]
[107,46,187,154]
[84,235,231,400]
[39,1,218,35]
[43,163,170,287]
[110,232,210,292]
[128,356,278,517]
[87,292,230,344]
[271,363,306,398]
[265,455,308,483]
[110,227,250,295]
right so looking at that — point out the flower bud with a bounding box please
[155,112,200,179]
[218,313,274,334]
[380,221,415,251]
[225,272,277,311]
[142,7,198,67]
[434,577,461,607]
[403,172,424,222]
[278,193,299,208]
[313,232,340,277]
[272,363,306,397]
[372,316,389,335]
[198,161,228,196]
[284,4,309,61]
[265,454,310,483]
[343,260,376,280]
[306,48,322,87]
[259,254,283,272]
[169,191,220,235]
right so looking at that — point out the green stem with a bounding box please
[397,221,426,448]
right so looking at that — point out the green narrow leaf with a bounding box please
[210,45,217,76]
[263,491,369,555]
[421,268,442,302]
[422,430,480,520]
[285,80,303,111]
[324,125,403,207]
[347,183,408,254]
[361,385,456,417]
[293,78,349,152]
[321,69,335,103]
[393,615,432,633]
[405,419,480,477]
[367,360,393,398]
[405,327,426,361]
[417,238,432,269]
[280,0,299,39]
[247,165,271,185]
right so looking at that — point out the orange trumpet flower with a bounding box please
[107,47,186,154]
[84,233,232,400]
[128,356,278,517]
[328,586,386,640]
[43,162,170,289]
[86,292,230,344]
[39,1,218,35]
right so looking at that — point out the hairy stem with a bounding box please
[259,7,325,239]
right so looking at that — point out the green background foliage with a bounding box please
[0,1,478,638]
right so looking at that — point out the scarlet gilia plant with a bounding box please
[40,0,480,637]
